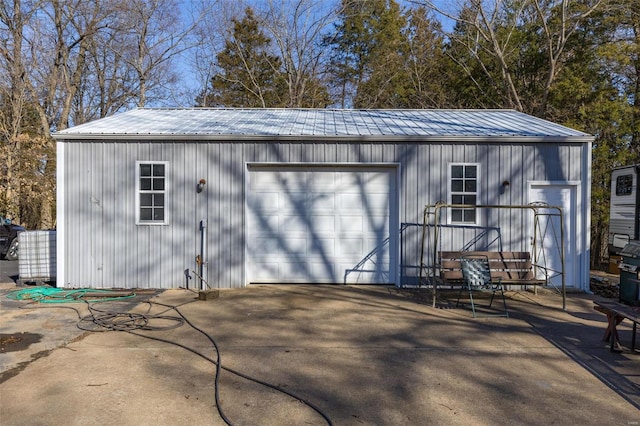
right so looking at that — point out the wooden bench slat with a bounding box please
[441,260,463,269]
[441,251,531,260]
[439,251,545,287]
[492,271,537,280]
[442,270,464,280]
[502,279,546,285]
[442,259,533,269]
[485,252,531,260]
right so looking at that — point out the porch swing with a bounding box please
[418,202,567,311]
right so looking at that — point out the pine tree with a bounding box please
[324,0,411,108]
[197,7,287,108]
[403,6,451,108]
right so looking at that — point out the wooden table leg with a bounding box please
[609,313,624,352]
[603,312,623,342]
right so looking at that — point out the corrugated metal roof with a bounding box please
[53,108,593,142]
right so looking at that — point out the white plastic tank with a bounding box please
[18,230,57,284]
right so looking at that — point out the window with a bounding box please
[137,162,167,224]
[450,164,478,223]
[615,174,633,196]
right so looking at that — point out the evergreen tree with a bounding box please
[197,7,287,108]
[352,0,410,108]
[616,0,640,159]
[404,6,453,108]
[442,0,604,116]
[442,5,504,109]
[324,0,370,107]
[324,0,411,108]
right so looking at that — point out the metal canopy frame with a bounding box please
[419,203,566,310]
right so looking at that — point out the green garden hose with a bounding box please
[6,287,136,303]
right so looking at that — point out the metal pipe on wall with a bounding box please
[200,219,207,290]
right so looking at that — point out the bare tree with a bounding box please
[532,0,604,117]
[73,15,138,124]
[190,0,243,106]
[0,0,41,222]
[418,0,604,116]
[114,0,211,107]
[0,0,212,227]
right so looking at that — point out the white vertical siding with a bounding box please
[59,140,589,289]
[56,142,66,286]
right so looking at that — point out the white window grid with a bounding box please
[449,163,479,225]
[136,161,168,225]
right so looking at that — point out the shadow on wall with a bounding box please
[246,165,394,284]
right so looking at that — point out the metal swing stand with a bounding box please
[418,203,566,311]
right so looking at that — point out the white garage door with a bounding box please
[247,165,397,284]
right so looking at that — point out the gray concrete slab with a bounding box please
[1,284,638,426]
[0,259,18,285]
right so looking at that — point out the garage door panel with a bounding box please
[339,215,363,232]
[310,214,336,233]
[283,171,308,188]
[310,193,335,209]
[366,215,391,233]
[282,237,307,254]
[366,193,390,211]
[339,238,363,255]
[339,193,363,209]
[253,237,281,255]
[310,173,336,190]
[248,213,279,234]
[342,171,388,188]
[279,192,309,211]
[338,194,389,213]
[309,238,335,256]
[248,166,396,284]
[283,215,338,234]
[340,172,369,187]
[249,192,280,211]
[309,262,335,280]
[282,215,310,233]
[252,262,279,281]
[281,262,334,281]
[250,170,282,189]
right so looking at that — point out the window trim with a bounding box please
[448,162,480,225]
[136,161,169,225]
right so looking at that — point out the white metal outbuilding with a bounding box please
[53,108,594,290]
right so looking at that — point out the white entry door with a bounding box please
[528,184,577,288]
[247,165,397,284]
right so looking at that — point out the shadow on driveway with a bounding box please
[0,285,638,425]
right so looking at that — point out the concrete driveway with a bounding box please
[0,259,18,285]
[1,284,638,425]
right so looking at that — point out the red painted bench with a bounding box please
[594,300,639,353]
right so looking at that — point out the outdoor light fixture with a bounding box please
[197,178,206,193]
[499,180,510,196]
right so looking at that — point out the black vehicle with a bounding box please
[0,216,24,260]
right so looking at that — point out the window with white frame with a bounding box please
[450,163,478,224]
[137,162,167,224]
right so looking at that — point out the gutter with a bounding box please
[52,133,595,144]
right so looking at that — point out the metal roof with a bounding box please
[53,108,593,142]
